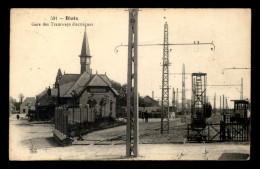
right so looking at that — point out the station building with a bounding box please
[36,27,118,120]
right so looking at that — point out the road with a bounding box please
[9,114,250,160]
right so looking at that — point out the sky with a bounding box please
[10,8,251,108]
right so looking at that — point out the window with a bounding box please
[86,57,90,64]
[81,57,85,63]
[23,109,25,113]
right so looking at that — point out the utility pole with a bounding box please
[220,96,221,114]
[223,95,224,113]
[172,87,175,108]
[241,78,243,100]
[176,88,179,112]
[226,97,228,109]
[115,26,215,135]
[161,22,170,134]
[126,8,139,157]
[182,64,186,116]
[113,10,215,155]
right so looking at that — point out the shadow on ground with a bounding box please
[218,153,249,160]
[21,137,61,149]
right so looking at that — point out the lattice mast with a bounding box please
[182,64,186,114]
[191,73,207,125]
[161,22,170,134]
[126,8,139,157]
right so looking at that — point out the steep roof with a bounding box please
[36,88,59,99]
[58,74,81,85]
[111,88,119,96]
[36,89,48,99]
[63,71,91,97]
[99,74,112,86]
[88,74,109,87]
[59,82,76,97]
[80,26,91,57]
[21,97,36,107]
[143,95,160,107]
[37,71,118,99]
[77,74,118,97]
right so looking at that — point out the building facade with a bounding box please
[36,26,118,120]
[20,97,36,114]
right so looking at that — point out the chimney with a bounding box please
[152,91,154,99]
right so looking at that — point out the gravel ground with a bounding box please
[9,114,250,160]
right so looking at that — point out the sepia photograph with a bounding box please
[9,8,251,161]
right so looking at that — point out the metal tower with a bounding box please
[182,64,186,122]
[161,22,170,134]
[126,8,139,157]
[182,64,186,112]
[191,73,207,127]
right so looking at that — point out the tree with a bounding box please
[10,96,20,110]
[111,80,146,107]
[18,93,24,104]
[111,80,127,107]
[10,97,14,104]
[14,102,20,111]
[55,68,63,88]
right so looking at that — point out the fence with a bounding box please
[221,114,250,141]
[187,119,250,142]
[67,107,94,124]
[55,108,69,136]
[54,107,94,137]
